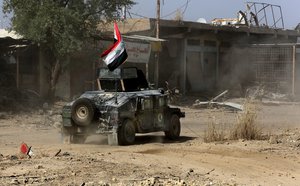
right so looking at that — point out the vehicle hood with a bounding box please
[78,90,163,109]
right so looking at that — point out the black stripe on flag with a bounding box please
[107,49,128,71]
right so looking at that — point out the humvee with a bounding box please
[61,67,185,145]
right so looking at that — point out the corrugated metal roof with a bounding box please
[0,29,22,40]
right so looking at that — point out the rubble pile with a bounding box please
[246,85,295,102]
[269,131,300,148]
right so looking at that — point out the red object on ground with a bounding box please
[20,142,29,154]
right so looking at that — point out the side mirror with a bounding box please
[158,88,164,94]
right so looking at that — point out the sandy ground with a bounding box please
[0,100,300,185]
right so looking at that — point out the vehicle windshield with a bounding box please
[97,67,149,92]
[98,68,138,80]
[99,68,121,79]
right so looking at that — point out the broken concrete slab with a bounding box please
[193,101,243,111]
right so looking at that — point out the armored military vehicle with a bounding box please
[61,67,185,145]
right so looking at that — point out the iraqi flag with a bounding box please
[101,22,128,71]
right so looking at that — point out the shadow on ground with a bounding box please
[85,134,196,146]
[134,135,195,145]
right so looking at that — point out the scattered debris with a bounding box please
[193,90,243,111]
[35,164,44,169]
[62,152,71,156]
[10,178,20,185]
[205,168,215,175]
[268,131,300,147]
[194,101,243,111]
[210,90,228,102]
[246,85,294,103]
[212,2,284,29]
[54,149,61,157]
[10,155,18,160]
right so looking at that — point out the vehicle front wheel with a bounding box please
[165,114,181,140]
[118,119,135,145]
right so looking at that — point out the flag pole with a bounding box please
[114,69,118,104]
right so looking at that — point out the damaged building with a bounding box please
[0,29,32,90]
[2,2,300,100]
[96,2,300,98]
[0,29,43,110]
[105,17,300,98]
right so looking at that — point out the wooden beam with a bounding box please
[120,79,125,91]
[97,79,101,90]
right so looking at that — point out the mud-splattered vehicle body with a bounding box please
[62,67,185,145]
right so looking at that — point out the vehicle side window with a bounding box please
[139,97,153,110]
[158,97,165,107]
[154,96,166,109]
[144,98,153,109]
[154,96,166,108]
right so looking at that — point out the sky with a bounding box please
[1,0,300,29]
[129,0,300,29]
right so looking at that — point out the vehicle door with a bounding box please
[137,96,154,131]
[153,95,166,130]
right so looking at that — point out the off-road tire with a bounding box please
[71,98,95,126]
[165,114,181,140]
[118,119,135,145]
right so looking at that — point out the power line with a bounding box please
[161,0,191,19]
[125,11,157,34]
[181,0,190,15]
[128,0,192,20]
[128,12,149,19]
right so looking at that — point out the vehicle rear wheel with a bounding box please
[62,126,74,144]
[62,126,87,144]
[118,119,135,145]
[165,114,181,140]
[71,98,95,126]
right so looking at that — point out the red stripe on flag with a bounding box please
[101,22,122,58]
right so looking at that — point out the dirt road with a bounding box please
[0,102,300,185]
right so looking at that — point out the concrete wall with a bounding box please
[55,64,71,100]
[157,25,298,96]
[17,45,40,93]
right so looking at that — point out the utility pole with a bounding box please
[156,0,160,38]
[154,0,160,87]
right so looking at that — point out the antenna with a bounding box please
[114,69,119,104]
[114,75,118,104]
